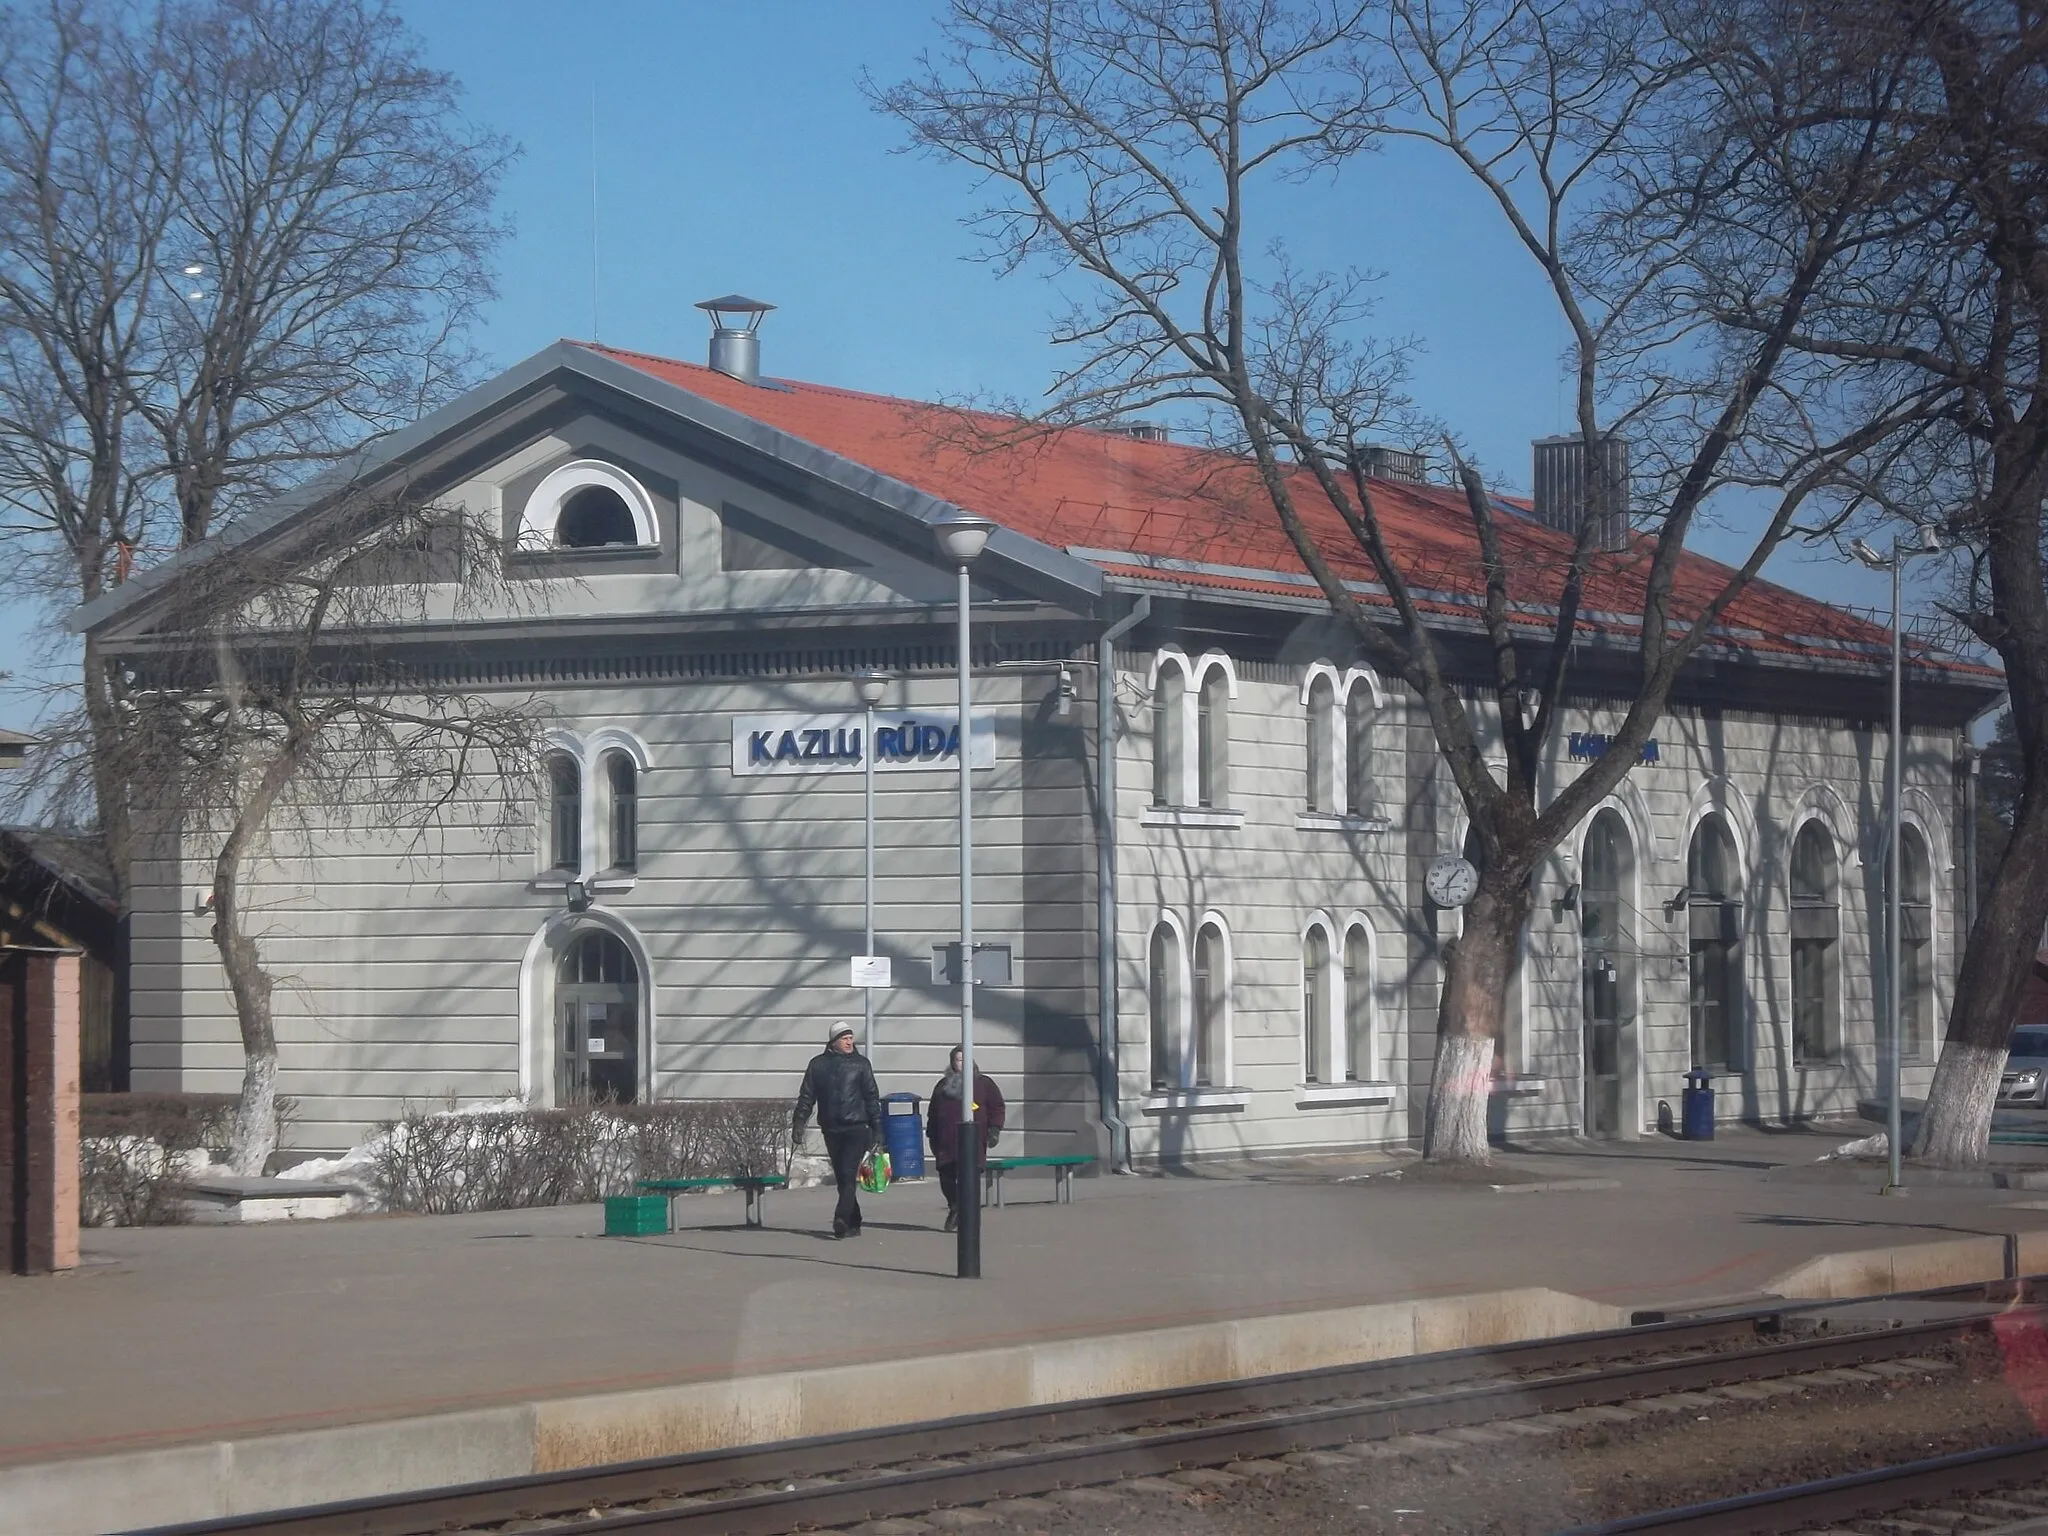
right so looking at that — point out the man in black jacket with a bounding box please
[793,1022,884,1237]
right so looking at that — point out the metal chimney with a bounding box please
[695,294,775,385]
[1533,434,1630,552]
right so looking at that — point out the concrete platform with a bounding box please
[6,1128,2048,1533]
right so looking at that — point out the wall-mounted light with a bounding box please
[192,890,215,916]
[1664,885,1693,915]
[1556,881,1581,915]
[1056,663,1077,717]
[566,879,591,913]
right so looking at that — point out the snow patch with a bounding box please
[1818,1132,1889,1161]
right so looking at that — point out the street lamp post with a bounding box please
[931,508,995,1280]
[855,669,889,1058]
[1851,528,1941,1197]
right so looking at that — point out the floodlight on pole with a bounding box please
[931,507,996,1280]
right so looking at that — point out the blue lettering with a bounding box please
[775,731,800,762]
[749,730,773,765]
[1641,740,1659,763]
[800,729,828,760]
[944,725,960,757]
[918,724,946,756]
[875,727,897,757]
[841,728,859,761]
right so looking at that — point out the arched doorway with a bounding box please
[1687,815,1744,1072]
[1582,809,1637,1136]
[557,930,640,1104]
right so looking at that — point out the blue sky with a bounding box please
[0,0,1921,736]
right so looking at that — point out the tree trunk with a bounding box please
[1914,789,2048,1167]
[213,743,300,1176]
[1423,882,1526,1164]
[81,633,132,914]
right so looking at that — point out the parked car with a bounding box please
[1999,1025,2048,1106]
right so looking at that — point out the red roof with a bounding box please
[583,342,1983,675]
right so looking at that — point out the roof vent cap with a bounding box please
[1114,421,1171,443]
[695,294,775,385]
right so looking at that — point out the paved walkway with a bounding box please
[6,1127,2046,1470]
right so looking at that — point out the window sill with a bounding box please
[1490,1076,1546,1099]
[1295,812,1392,834]
[529,872,578,892]
[1140,1088,1252,1113]
[1295,1081,1398,1108]
[1141,806,1246,830]
[589,872,638,893]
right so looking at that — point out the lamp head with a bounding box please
[855,669,890,709]
[1850,537,1887,570]
[931,508,996,568]
[1912,524,1943,554]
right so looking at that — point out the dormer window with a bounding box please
[517,460,659,552]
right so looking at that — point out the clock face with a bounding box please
[1427,854,1479,909]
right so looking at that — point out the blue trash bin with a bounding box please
[1682,1071,1715,1141]
[883,1092,925,1180]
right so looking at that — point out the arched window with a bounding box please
[1343,923,1374,1081]
[517,460,658,552]
[1153,660,1186,807]
[1581,808,1636,1136]
[1687,814,1744,1072]
[606,753,638,873]
[556,484,640,548]
[1345,688,1374,817]
[1790,822,1840,1063]
[1303,923,1331,1083]
[1900,826,1934,1061]
[547,753,581,872]
[1306,675,1336,812]
[1193,921,1228,1087]
[1197,667,1230,807]
[1148,922,1181,1090]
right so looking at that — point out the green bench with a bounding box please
[635,1173,788,1230]
[982,1154,1092,1208]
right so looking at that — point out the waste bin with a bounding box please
[883,1092,925,1180]
[1682,1070,1715,1141]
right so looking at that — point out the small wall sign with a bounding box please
[850,955,892,988]
[1568,732,1660,764]
[732,711,995,776]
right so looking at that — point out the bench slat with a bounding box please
[637,1175,788,1191]
[984,1156,1091,1169]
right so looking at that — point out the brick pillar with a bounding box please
[2,949,81,1274]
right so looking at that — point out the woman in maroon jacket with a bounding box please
[925,1047,1005,1232]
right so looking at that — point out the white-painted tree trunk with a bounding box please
[1423,1032,1495,1163]
[227,1047,278,1177]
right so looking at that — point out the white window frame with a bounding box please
[1296,663,1389,831]
[516,459,660,551]
[1191,911,1234,1089]
[532,726,654,890]
[1146,648,1238,811]
[1140,909,1249,1111]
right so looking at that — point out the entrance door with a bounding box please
[1581,809,1634,1137]
[556,930,639,1104]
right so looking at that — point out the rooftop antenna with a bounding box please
[589,83,601,343]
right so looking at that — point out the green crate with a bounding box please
[604,1194,669,1236]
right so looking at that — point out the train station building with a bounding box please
[73,315,2001,1161]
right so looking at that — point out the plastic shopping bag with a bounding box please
[858,1149,893,1194]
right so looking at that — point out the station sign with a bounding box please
[732,710,995,776]
[1568,732,1661,765]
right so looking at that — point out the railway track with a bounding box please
[131,1279,2048,1536]
[1561,1438,2048,1534]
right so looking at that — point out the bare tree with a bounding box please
[877,0,1932,1160]
[114,491,544,1173]
[0,0,511,882]
[1726,0,2048,1165]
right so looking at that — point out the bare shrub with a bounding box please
[366,1100,794,1215]
[78,1137,191,1226]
